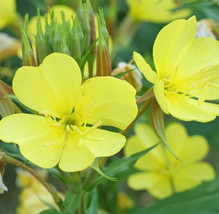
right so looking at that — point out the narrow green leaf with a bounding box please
[91,159,117,182]
[88,144,157,188]
[39,208,60,214]
[85,189,98,214]
[114,68,135,78]
[171,0,214,12]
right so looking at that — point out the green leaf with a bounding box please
[88,144,157,188]
[91,159,117,182]
[114,68,135,78]
[133,174,219,214]
[39,208,60,214]
[150,99,180,161]
[6,95,34,113]
[171,0,214,12]
[85,189,98,214]
[62,189,82,214]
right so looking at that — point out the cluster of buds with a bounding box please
[20,0,111,78]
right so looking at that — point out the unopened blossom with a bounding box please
[126,0,190,23]
[0,53,137,172]
[28,5,76,39]
[112,62,143,91]
[0,0,17,29]
[125,123,215,199]
[134,17,219,122]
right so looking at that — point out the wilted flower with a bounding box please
[196,19,217,39]
[134,17,219,122]
[112,62,143,91]
[16,169,61,214]
[126,0,190,23]
[0,53,137,172]
[0,0,17,29]
[125,123,215,199]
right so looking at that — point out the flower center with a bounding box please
[163,66,219,102]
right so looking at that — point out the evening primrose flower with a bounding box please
[0,0,17,29]
[16,169,61,214]
[0,53,137,172]
[126,0,190,23]
[134,17,219,122]
[125,123,215,199]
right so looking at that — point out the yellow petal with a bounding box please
[166,123,209,164]
[126,0,190,23]
[0,0,16,29]
[13,53,82,118]
[125,124,166,170]
[124,136,145,157]
[154,79,169,114]
[59,133,94,172]
[0,113,65,168]
[166,95,218,122]
[153,17,196,79]
[48,5,75,23]
[166,123,188,157]
[75,77,138,130]
[83,128,125,157]
[178,37,219,79]
[133,51,157,83]
[178,135,209,164]
[128,172,172,199]
[173,162,215,192]
[125,135,165,171]
[206,77,219,100]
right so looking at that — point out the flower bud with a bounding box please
[112,62,143,91]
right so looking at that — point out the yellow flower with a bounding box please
[134,17,219,122]
[118,192,134,211]
[126,0,190,23]
[16,169,61,214]
[0,0,17,29]
[125,123,215,199]
[0,53,137,172]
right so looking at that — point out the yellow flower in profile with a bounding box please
[134,17,219,122]
[16,169,61,214]
[125,123,215,199]
[126,0,190,23]
[0,53,137,172]
[0,0,17,29]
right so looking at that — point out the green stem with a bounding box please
[115,13,140,47]
[6,155,62,204]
